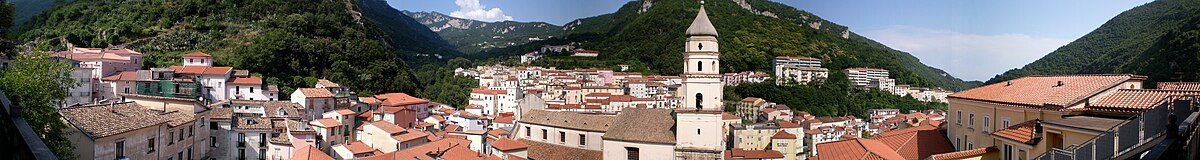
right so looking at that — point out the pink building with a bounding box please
[53,47,144,79]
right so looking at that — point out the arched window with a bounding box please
[695,93,703,110]
[697,61,703,72]
[711,61,717,72]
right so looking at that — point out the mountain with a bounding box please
[356,0,461,62]
[15,0,445,95]
[987,0,1200,85]
[9,0,67,26]
[478,0,980,91]
[403,11,567,54]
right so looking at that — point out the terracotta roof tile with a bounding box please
[342,141,377,154]
[182,52,212,57]
[366,120,405,134]
[229,76,263,85]
[770,130,796,139]
[602,108,674,144]
[489,138,528,151]
[722,113,739,120]
[59,103,175,138]
[1157,82,1200,91]
[310,118,342,128]
[297,88,334,98]
[290,145,335,160]
[926,147,997,160]
[949,74,1142,108]
[392,131,431,143]
[374,93,430,107]
[101,71,138,81]
[486,129,509,137]
[523,140,603,160]
[991,119,1039,145]
[1091,89,1200,110]
[728,148,785,159]
[353,138,470,160]
[814,138,905,160]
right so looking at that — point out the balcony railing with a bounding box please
[0,90,59,159]
[1034,96,1197,160]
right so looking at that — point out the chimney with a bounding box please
[109,101,117,113]
[1055,81,1064,87]
[1005,81,1012,86]
[1033,119,1044,139]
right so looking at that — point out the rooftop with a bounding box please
[59,102,184,139]
[991,119,1039,145]
[950,74,1143,109]
[519,110,614,132]
[602,108,675,144]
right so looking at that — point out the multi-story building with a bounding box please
[944,74,1200,160]
[843,68,890,89]
[674,4,727,159]
[60,102,206,160]
[207,100,305,160]
[773,56,828,85]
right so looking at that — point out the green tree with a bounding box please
[0,53,78,159]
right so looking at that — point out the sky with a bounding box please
[391,0,1152,81]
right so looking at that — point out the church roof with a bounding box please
[686,5,719,37]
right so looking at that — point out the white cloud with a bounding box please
[863,25,1070,81]
[450,0,513,22]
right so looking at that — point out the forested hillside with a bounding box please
[477,0,980,91]
[988,0,1200,85]
[15,0,444,95]
[357,0,461,63]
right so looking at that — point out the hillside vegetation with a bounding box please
[476,0,981,91]
[988,0,1200,85]
[15,0,450,95]
[404,11,566,54]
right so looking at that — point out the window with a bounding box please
[968,113,975,128]
[697,128,701,135]
[625,147,640,160]
[697,61,703,71]
[180,129,186,141]
[148,138,156,153]
[983,116,991,132]
[1002,119,1011,128]
[956,111,962,124]
[177,152,183,160]
[1003,144,1013,160]
[116,140,125,158]
[259,149,267,160]
[1047,132,1064,149]
[579,134,586,145]
[525,127,531,138]
[541,129,547,140]
[251,87,255,93]
[211,137,217,147]
[559,131,566,143]
[236,86,240,94]
[260,133,267,147]
[695,93,703,110]
[238,133,246,147]
[956,138,961,150]
[238,149,246,160]
[211,122,219,130]
[124,87,130,94]
[169,132,176,145]
[187,147,193,160]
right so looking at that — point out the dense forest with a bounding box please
[474,0,981,91]
[14,0,460,96]
[988,0,1200,85]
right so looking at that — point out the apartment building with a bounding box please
[60,102,206,160]
[773,56,828,85]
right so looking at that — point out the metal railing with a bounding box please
[1034,96,1197,160]
[0,90,60,159]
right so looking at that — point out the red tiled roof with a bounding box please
[1091,89,1200,110]
[927,147,997,160]
[814,138,905,160]
[229,76,263,85]
[722,113,739,120]
[486,129,509,137]
[493,115,515,124]
[297,88,334,98]
[728,148,785,159]
[182,52,212,57]
[310,118,342,128]
[778,121,802,128]
[366,121,405,134]
[392,131,430,143]
[873,125,954,160]
[290,145,335,160]
[354,138,470,160]
[775,56,819,60]
[574,49,599,53]
[471,88,507,95]
[992,119,1039,145]
[374,93,431,107]
[949,74,1142,108]
[1157,82,1200,91]
[101,71,138,81]
[343,141,377,154]
[523,140,603,160]
[771,131,796,139]
[489,138,528,151]
[741,97,761,102]
[333,109,356,115]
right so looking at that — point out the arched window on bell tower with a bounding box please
[697,61,703,72]
[695,93,704,110]
[711,61,716,72]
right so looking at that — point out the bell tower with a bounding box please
[675,2,726,159]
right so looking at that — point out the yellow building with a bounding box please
[946,74,1200,160]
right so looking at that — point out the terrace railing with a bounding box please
[1034,96,1198,160]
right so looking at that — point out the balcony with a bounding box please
[1034,96,1200,160]
[0,90,58,159]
